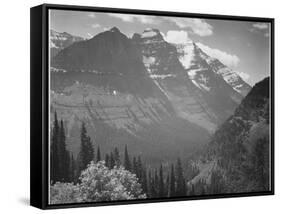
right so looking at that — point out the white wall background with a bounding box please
[0,0,279,213]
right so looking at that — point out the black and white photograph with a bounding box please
[48,8,273,205]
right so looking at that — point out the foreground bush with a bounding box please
[50,182,81,204]
[50,161,146,204]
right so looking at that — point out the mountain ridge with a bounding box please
[50,29,85,58]
[188,77,270,192]
[49,27,254,164]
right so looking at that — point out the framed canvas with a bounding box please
[30,4,274,209]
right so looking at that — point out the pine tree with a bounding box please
[96,146,101,162]
[59,120,69,181]
[147,169,153,197]
[169,164,176,197]
[141,168,148,194]
[159,164,164,197]
[149,169,157,198]
[207,170,224,194]
[189,184,195,195]
[50,112,60,183]
[69,153,76,182]
[175,158,186,197]
[105,153,110,168]
[64,149,71,182]
[109,152,115,169]
[137,156,143,181]
[132,157,138,175]
[124,145,131,171]
[114,147,121,167]
[78,122,94,173]
[50,113,71,183]
[154,169,159,197]
[165,173,169,197]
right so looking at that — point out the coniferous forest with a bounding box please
[48,11,272,205]
[50,112,205,204]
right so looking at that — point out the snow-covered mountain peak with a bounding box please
[109,26,121,33]
[175,42,196,69]
[139,28,164,44]
[50,29,84,58]
[141,28,161,37]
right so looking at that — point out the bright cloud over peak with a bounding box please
[107,13,159,24]
[196,42,240,68]
[91,24,101,28]
[164,30,190,44]
[164,17,213,36]
[252,23,269,30]
[237,71,250,81]
[107,13,213,37]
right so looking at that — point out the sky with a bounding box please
[50,9,271,86]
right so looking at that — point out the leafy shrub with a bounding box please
[50,161,146,204]
[79,161,146,202]
[50,182,81,204]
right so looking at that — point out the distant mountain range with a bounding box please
[50,29,84,58]
[49,27,253,163]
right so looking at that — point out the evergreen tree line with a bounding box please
[50,112,75,183]
[51,112,227,197]
[51,112,97,183]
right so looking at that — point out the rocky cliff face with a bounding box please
[50,27,252,164]
[133,28,250,132]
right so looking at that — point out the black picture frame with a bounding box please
[30,3,275,210]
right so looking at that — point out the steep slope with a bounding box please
[176,42,247,103]
[189,77,270,193]
[52,27,159,97]
[50,27,254,165]
[207,58,252,96]
[133,29,249,132]
[50,30,84,58]
[50,27,210,163]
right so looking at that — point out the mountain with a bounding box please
[132,28,251,132]
[189,77,270,193]
[176,42,251,98]
[207,58,252,97]
[50,27,252,164]
[50,30,84,58]
[50,27,210,163]
[51,27,161,97]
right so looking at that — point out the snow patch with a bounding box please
[143,56,156,66]
[150,74,176,79]
[177,43,195,69]
[50,41,58,48]
[192,80,210,92]
[141,31,157,38]
[188,68,202,79]
[143,56,156,74]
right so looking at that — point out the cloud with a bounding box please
[163,30,190,44]
[107,13,159,24]
[264,32,270,37]
[237,71,250,81]
[196,42,240,68]
[250,22,270,37]
[164,17,213,36]
[252,23,269,30]
[88,14,96,18]
[91,24,101,28]
[107,14,212,36]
